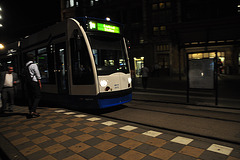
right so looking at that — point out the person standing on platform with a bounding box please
[0,66,20,113]
[141,66,149,89]
[25,54,42,118]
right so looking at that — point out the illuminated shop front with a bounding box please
[133,57,144,77]
[183,41,239,75]
[188,52,225,73]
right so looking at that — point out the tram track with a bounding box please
[94,107,240,146]
[129,99,240,123]
[125,104,240,124]
[85,100,240,145]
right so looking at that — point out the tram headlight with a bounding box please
[128,77,132,84]
[100,80,108,87]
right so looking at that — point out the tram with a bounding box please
[0,17,132,109]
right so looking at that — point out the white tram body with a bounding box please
[2,17,132,109]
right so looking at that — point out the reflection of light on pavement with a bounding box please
[201,72,204,76]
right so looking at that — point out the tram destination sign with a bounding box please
[88,21,120,34]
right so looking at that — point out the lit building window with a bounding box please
[153,27,159,32]
[160,26,166,31]
[91,0,94,6]
[152,4,158,10]
[238,53,240,65]
[66,0,70,8]
[159,3,165,9]
[156,44,170,52]
[166,2,171,8]
[70,0,74,7]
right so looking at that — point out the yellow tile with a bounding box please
[90,152,116,160]
[49,123,63,128]
[32,136,50,144]
[11,137,30,146]
[44,144,66,154]
[15,125,29,131]
[20,145,42,156]
[120,150,146,160]
[120,132,139,138]
[22,130,39,136]
[146,138,167,147]
[150,148,175,160]
[4,131,20,138]
[31,124,46,129]
[84,122,98,126]
[179,146,204,158]
[97,133,116,140]
[41,128,57,135]
[54,119,67,123]
[0,126,12,132]
[100,127,116,132]
[66,122,80,127]
[120,139,142,149]
[80,127,96,133]
[53,135,72,143]
[63,154,86,160]
[39,155,57,160]
[94,141,117,151]
[60,128,77,134]
[68,142,90,153]
[71,118,84,122]
[75,134,94,142]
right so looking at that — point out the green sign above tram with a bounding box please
[89,21,120,34]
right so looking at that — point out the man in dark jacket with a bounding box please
[0,66,20,113]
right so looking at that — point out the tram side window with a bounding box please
[70,38,94,85]
[37,47,56,84]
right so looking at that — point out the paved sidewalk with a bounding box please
[0,106,240,160]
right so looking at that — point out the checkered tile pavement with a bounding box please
[0,106,240,160]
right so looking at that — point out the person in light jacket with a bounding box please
[25,54,42,118]
[0,66,20,113]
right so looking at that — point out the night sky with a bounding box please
[0,0,61,43]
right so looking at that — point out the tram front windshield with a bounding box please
[89,35,129,75]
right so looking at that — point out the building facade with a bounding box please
[60,0,240,77]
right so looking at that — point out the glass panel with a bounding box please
[88,35,129,75]
[37,53,48,84]
[70,38,94,85]
[37,46,56,84]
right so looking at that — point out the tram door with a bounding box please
[55,43,68,94]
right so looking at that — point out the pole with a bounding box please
[215,51,218,105]
[186,53,189,103]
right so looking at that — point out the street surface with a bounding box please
[0,97,240,159]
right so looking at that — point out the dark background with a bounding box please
[0,0,61,43]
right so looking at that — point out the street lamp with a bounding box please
[0,43,5,49]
